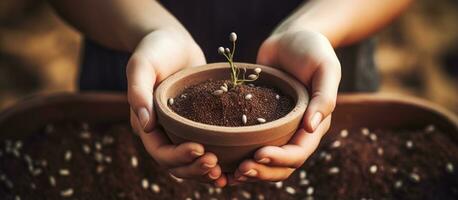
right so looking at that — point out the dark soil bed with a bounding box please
[169,80,294,126]
[0,122,457,199]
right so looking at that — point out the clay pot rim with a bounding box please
[154,62,309,134]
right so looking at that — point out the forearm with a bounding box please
[49,0,187,51]
[274,0,413,47]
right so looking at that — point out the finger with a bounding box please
[253,144,306,168]
[235,160,295,182]
[139,129,205,168]
[304,60,341,132]
[127,53,157,133]
[213,173,228,187]
[256,36,280,67]
[169,152,218,179]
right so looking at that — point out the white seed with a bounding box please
[245,94,253,100]
[213,90,224,96]
[105,156,112,163]
[180,93,187,98]
[369,165,378,174]
[275,94,280,100]
[242,114,247,125]
[60,188,74,197]
[410,173,421,182]
[96,165,105,174]
[274,181,283,188]
[257,118,266,123]
[248,83,255,87]
[229,32,237,42]
[64,150,72,161]
[95,142,102,150]
[168,98,174,105]
[15,141,23,149]
[218,47,225,55]
[340,129,349,138]
[32,168,42,176]
[391,167,399,173]
[406,140,413,149]
[369,133,377,141]
[241,190,251,199]
[248,74,258,80]
[102,135,114,145]
[49,176,56,187]
[331,140,341,148]
[328,167,339,174]
[15,195,21,200]
[446,162,454,173]
[300,179,310,186]
[299,170,307,179]
[141,178,149,189]
[220,85,228,92]
[94,152,103,163]
[425,124,435,133]
[169,173,184,183]
[80,131,91,139]
[208,187,215,195]
[377,147,384,156]
[361,128,370,136]
[285,186,296,195]
[194,191,201,199]
[394,180,403,189]
[254,67,262,74]
[59,169,70,176]
[306,186,314,195]
[40,160,48,167]
[324,154,332,162]
[257,194,265,200]
[82,144,91,154]
[131,156,138,168]
[215,187,222,194]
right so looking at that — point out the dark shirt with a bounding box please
[79,0,379,92]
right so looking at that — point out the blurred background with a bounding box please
[0,0,457,113]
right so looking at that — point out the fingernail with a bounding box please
[201,162,216,169]
[137,108,149,130]
[237,176,248,181]
[257,158,270,164]
[190,150,204,157]
[310,112,323,131]
[208,171,219,180]
[243,169,257,177]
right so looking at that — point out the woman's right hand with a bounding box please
[127,29,227,187]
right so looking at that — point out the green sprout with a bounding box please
[218,32,261,87]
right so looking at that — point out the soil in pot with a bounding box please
[0,122,457,199]
[169,79,294,126]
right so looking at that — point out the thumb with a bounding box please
[127,53,157,133]
[303,59,341,133]
[256,36,279,66]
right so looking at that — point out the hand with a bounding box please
[231,30,341,183]
[127,29,227,187]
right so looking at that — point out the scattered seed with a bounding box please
[241,190,251,199]
[425,124,435,133]
[141,178,149,189]
[275,181,283,189]
[102,135,114,145]
[257,118,266,123]
[96,165,105,174]
[361,128,370,136]
[377,147,384,156]
[94,152,104,163]
[180,93,187,98]
[207,187,215,195]
[194,191,201,199]
[410,173,421,182]
[446,162,454,173]
[15,195,20,200]
[406,140,413,149]
[60,188,74,197]
[329,167,340,174]
[95,142,102,150]
[40,160,48,167]
[49,176,56,187]
[213,90,224,96]
[30,183,36,190]
[331,140,341,148]
[391,167,399,173]
[248,74,258,80]
[242,114,247,125]
[394,180,403,189]
[369,165,378,174]
[340,129,349,138]
[82,144,91,154]
[215,187,222,194]
[254,67,262,74]
[245,94,253,100]
[324,154,332,162]
[248,84,255,87]
[15,141,23,149]
[168,98,174,105]
[306,186,314,195]
[131,156,138,168]
[275,94,280,100]
[59,169,70,176]
[369,133,377,141]
[300,179,310,186]
[299,170,307,179]
[285,186,296,195]
[257,194,265,200]
[64,150,72,161]
[32,168,42,176]
[105,156,112,163]
[220,85,228,92]
[80,131,91,139]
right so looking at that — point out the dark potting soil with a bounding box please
[0,122,457,200]
[169,80,294,126]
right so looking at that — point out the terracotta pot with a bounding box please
[154,63,309,172]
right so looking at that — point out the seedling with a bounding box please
[218,32,261,87]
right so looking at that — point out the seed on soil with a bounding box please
[425,124,435,133]
[406,140,413,149]
[64,150,72,161]
[377,147,384,156]
[131,156,138,168]
[96,165,105,174]
[328,167,340,174]
[257,118,266,123]
[241,190,251,199]
[49,176,56,187]
[254,68,262,74]
[369,133,377,141]
[59,169,70,176]
[299,170,307,179]
[168,98,174,105]
[94,152,103,163]
[446,162,454,173]
[82,144,91,154]
[369,165,378,174]
[104,156,112,163]
[32,168,42,176]
[212,90,224,96]
[275,94,280,100]
[325,154,332,161]
[60,188,74,197]
[102,135,114,145]
[285,186,296,195]
[180,93,187,98]
[95,142,102,150]
[248,74,258,80]
[361,128,370,136]
[340,129,349,138]
[331,140,341,148]
[306,186,314,195]
[220,85,228,92]
[245,94,253,100]
[410,173,421,182]
[248,83,255,87]
[15,195,20,200]
[242,114,247,125]
[300,179,310,186]
[394,180,403,189]
[80,131,91,139]
[194,191,201,199]
[141,178,149,189]
[274,181,283,188]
